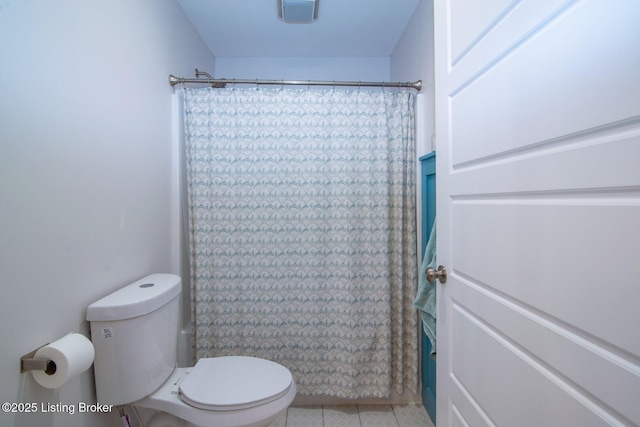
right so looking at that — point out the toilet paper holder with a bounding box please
[20,345,57,375]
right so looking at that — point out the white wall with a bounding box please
[390,0,435,276]
[215,56,390,82]
[390,0,435,157]
[0,1,215,426]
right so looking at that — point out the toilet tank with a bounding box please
[86,274,181,406]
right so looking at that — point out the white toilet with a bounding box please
[86,274,296,427]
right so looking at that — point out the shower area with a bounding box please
[172,76,428,405]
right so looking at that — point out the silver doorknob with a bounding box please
[426,265,447,284]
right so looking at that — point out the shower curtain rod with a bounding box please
[169,69,422,91]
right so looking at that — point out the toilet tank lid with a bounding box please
[86,274,181,321]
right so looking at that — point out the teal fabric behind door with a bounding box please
[420,152,436,424]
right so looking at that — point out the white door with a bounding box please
[434,1,640,426]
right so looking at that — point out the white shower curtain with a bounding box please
[183,86,418,398]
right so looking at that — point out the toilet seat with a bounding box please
[179,356,294,411]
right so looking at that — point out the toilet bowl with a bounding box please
[136,357,296,427]
[87,274,296,427]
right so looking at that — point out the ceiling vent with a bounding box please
[277,0,319,23]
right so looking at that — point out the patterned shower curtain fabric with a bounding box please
[183,87,418,398]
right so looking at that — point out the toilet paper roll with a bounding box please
[32,333,95,389]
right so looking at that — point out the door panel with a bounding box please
[449,135,640,196]
[449,0,640,166]
[453,202,640,356]
[449,0,516,65]
[435,0,640,425]
[451,0,574,79]
[452,303,621,425]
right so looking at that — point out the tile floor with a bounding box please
[269,404,435,427]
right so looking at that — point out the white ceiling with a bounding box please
[177,0,422,58]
